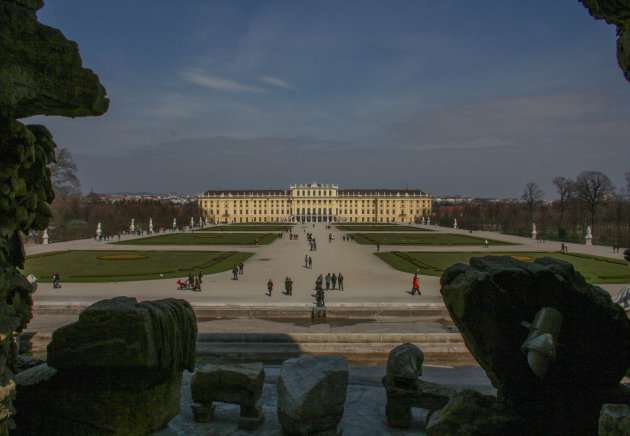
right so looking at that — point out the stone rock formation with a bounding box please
[191,362,266,430]
[382,343,455,428]
[599,403,630,435]
[13,297,197,435]
[426,389,533,436]
[440,255,630,435]
[580,0,630,82]
[0,0,108,432]
[386,342,424,387]
[277,355,349,435]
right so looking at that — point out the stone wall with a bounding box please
[0,0,108,432]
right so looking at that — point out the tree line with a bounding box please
[41,195,201,242]
[433,171,630,247]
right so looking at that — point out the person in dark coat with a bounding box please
[285,277,293,296]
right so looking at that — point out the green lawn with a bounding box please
[196,225,293,232]
[376,251,630,284]
[351,233,516,246]
[21,250,253,282]
[111,232,278,245]
[335,225,433,232]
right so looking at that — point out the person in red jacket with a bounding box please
[411,273,421,296]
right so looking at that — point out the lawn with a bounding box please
[335,225,433,232]
[351,233,516,246]
[21,250,253,282]
[376,251,630,284]
[111,232,278,245]
[196,225,293,232]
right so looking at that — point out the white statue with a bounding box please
[96,222,102,238]
[427,217,431,225]
[531,223,537,240]
[453,218,457,229]
[173,218,177,229]
[585,226,593,245]
[130,218,135,232]
[421,217,425,225]
[190,217,194,228]
[205,217,209,227]
[42,228,49,244]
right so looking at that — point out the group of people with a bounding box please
[266,277,294,296]
[232,262,245,280]
[177,271,203,291]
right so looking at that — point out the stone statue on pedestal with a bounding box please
[585,226,593,245]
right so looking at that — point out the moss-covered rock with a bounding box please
[0,0,109,118]
[14,298,197,435]
[440,256,630,434]
[580,0,630,82]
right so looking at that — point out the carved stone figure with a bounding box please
[382,343,455,428]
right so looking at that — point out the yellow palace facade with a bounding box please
[198,183,432,224]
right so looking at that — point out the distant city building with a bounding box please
[198,183,432,224]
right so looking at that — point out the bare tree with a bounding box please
[50,148,81,197]
[574,170,614,227]
[521,182,544,224]
[552,176,574,239]
[625,171,630,196]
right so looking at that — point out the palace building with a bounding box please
[198,183,432,224]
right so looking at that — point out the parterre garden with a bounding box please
[351,233,516,246]
[196,225,293,232]
[111,232,278,245]
[21,250,253,282]
[334,225,433,232]
[376,251,630,284]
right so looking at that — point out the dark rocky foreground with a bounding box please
[580,0,630,82]
[440,255,630,435]
[0,0,108,432]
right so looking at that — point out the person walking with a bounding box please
[338,272,344,291]
[325,273,331,290]
[198,271,203,284]
[377,243,380,252]
[52,272,60,289]
[267,279,273,296]
[285,277,293,296]
[331,272,337,290]
[484,239,488,248]
[239,262,244,274]
[411,273,421,296]
[305,255,308,268]
[308,256,312,269]
[232,265,238,280]
[315,275,324,307]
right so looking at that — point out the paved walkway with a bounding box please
[25,223,627,310]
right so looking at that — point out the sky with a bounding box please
[25,0,630,198]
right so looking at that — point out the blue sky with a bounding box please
[26,0,630,197]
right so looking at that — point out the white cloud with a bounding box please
[260,76,292,89]
[180,69,266,93]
